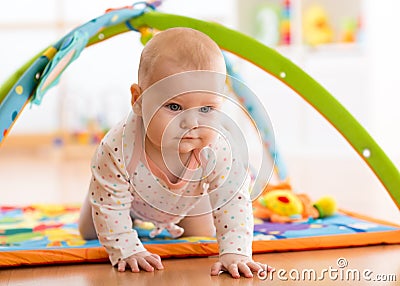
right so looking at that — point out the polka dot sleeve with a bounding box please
[89,140,147,266]
[207,141,254,258]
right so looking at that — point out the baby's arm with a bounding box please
[89,141,163,272]
[207,156,267,278]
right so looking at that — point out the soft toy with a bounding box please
[303,5,334,46]
[253,182,336,223]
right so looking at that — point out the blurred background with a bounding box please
[0,0,399,223]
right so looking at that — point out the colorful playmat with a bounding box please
[1,204,399,268]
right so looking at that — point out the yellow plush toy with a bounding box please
[253,182,336,223]
[303,5,334,46]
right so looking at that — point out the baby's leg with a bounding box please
[178,213,216,237]
[78,192,97,240]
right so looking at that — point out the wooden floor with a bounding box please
[1,245,399,285]
[0,140,399,285]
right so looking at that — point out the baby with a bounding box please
[79,27,267,278]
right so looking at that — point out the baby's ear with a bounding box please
[130,83,142,116]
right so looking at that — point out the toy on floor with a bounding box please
[253,182,337,223]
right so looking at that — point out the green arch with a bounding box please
[2,10,399,209]
[94,11,400,207]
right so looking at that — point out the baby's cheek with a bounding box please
[202,129,218,145]
[158,119,178,140]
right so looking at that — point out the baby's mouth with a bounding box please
[180,132,199,140]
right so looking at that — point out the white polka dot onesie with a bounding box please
[88,113,254,265]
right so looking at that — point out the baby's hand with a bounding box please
[210,253,270,279]
[117,251,164,272]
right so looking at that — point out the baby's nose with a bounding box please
[179,113,199,129]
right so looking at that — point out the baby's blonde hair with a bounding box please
[138,27,225,90]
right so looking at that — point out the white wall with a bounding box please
[364,0,400,160]
[0,1,144,134]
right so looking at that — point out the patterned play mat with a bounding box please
[1,204,399,267]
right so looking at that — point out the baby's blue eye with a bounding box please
[199,106,212,113]
[166,103,181,111]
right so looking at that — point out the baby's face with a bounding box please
[145,91,223,154]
